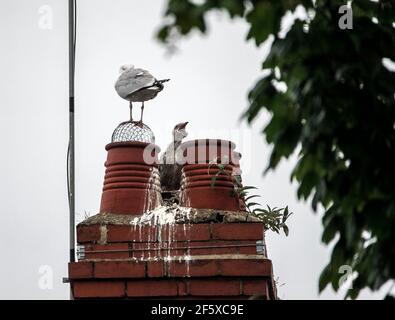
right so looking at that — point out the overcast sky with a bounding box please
[0,0,393,299]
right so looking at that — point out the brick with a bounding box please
[177,280,188,296]
[107,225,157,242]
[164,241,189,257]
[160,224,211,242]
[77,225,101,243]
[127,280,177,297]
[85,243,130,259]
[132,242,159,259]
[211,223,264,240]
[133,242,186,259]
[168,259,218,277]
[68,262,93,279]
[189,279,241,296]
[94,261,146,278]
[188,240,239,255]
[147,260,164,277]
[238,241,258,255]
[184,296,248,300]
[243,279,269,297]
[73,280,125,298]
[219,259,272,277]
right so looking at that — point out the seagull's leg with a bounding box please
[140,101,145,123]
[129,101,133,121]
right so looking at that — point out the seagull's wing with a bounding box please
[115,68,156,99]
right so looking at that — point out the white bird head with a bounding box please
[119,64,134,74]
[173,122,189,142]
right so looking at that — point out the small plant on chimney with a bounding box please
[252,204,292,236]
[243,186,293,237]
[209,163,293,236]
[208,162,242,188]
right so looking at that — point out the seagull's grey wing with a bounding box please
[115,68,155,99]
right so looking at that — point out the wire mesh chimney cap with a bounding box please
[111,121,155,144]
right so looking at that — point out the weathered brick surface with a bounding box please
[168,259,218,277]
[85,243,130,259]
[77,225,101,243]
[77,222,264,243]
[188,240,239,255]
[69,262,93,279]
[73,281,125,298]
[211,223,264,240]
[71,221,275,299]
[189,279,241,296]
[70,258,272,279]
[159,224,211,241]
[133,241,186,259]
[177,280,188,296]
[71,278,272,299]
[127,280,178,297]
[107,225,158,242]
[219,259,272,276]
[238,240,258,254]
[147,260,164,277]
[242,279,269,297]
[95,239,260,258]
[94,261,145,278]
[132,242,160,259]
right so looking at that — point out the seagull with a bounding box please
[115,64,169,123]
[160,122,189,165]
[159,122,189,191]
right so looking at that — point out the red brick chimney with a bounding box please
[68,138,277,299]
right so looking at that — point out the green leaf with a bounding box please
[157,26,170,43]
[319,264,332,293]
[246,2,277,46]
[239,186,258,192]
[282,224,289,237]
[245,195,261,202]
[247,202,261,208]
[217,0,246,18]
[253,208,269,214]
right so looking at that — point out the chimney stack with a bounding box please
[68,128,277,299]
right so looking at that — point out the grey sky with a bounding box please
[0,0,392,299]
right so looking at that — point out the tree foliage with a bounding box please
[157,0,395,298]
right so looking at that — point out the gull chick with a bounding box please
[160,122,189,191]
[160,122,189,165]
[115,64,169,122]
